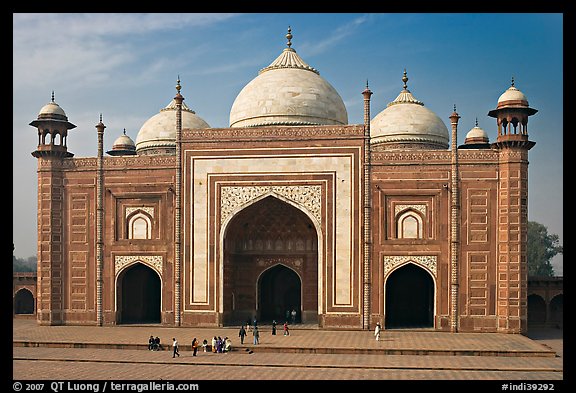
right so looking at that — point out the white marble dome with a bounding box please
[37,93,68,121]
[464,120,489,144]
[370,71,449,149]
[497,79,529,107]
[136,98,210,154]
[113,130,136,149]
[229,28,348,128]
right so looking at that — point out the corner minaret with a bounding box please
[29,93,76,325]
[488,78,536,333]
[488,77,537,150]
[30,92,76,158]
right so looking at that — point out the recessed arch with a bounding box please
[220,194,319,326]
[257,263,302,323]
[385,262,435,328]
[14,288,35,314]
[116,262,161,324]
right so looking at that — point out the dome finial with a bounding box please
[511,76,515,87]
[402,69,408,90]
[176,75,182,94]
[475,117,478,127]
[123,128,126,135]
[286,26,293,48]
[99,113,103,123]
[51,91,55,103]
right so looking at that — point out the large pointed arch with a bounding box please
[220,194,320,326]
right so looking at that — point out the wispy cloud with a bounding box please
[13,13,240,90]
[298,14,378,57]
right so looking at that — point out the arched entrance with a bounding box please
[528,294,546,327]
[385,263,434,328]
[258,264,301,323]
[14,288,34,314]
[117,263,161,324]
[222,195,318,325]
[549,294,563,328]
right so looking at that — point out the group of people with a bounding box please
[148,335,231,357]
[147,335,163,351]
[211,336,232,353]
[238,319,291,345]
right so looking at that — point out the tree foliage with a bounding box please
[527,221,563,277]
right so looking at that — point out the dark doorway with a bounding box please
[528,294,547,327]
[14,289,34,314]
[259,264,301,323]
[385,263,434,328]
[119,263,161,324]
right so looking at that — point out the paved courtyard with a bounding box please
[13,319,563,384]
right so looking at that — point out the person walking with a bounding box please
[283,321,290,336]
[291,309,297,324]
[374,322,381,341]
[191,338,199,356]
[253,326,260,345]
[272,320,277,335]
[239,324,247,344]
[172,338,180,358]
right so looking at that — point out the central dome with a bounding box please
[229,28,348,128]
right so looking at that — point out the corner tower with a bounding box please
[29,93,76,325]
[488,78,536,333]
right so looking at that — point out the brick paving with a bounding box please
[13,319,563,382]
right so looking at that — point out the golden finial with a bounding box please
[402,69,408,90]
[286,26,292,48]
[176,75,182,94]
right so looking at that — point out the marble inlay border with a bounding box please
[384,255,437,277]
[115,255,163,277]
[125,206,154,218]
[394,204,426,217]
[220,185,322,224]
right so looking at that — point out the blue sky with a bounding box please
[12,13,563,274]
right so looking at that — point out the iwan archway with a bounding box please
[117,263,161,324]
[385,263,434,329]
[222,195,318,326]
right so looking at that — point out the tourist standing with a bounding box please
[239,325,247,344]
[191,338,199,356]
[272,320,277,335]
[374,322,381,341]
[253,326,260,345]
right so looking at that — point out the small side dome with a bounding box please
[107,129,136,156]
[370,70,449,149]
[229,27,348,128]
[136,98,210,155]
[460,119,490,149]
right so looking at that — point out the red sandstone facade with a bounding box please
[28,37,537,333]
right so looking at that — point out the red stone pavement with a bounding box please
[12,319,564,382]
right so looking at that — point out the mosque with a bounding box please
[29,28,537,333]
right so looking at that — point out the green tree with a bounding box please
[527,221,563,277]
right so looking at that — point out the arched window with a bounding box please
[128,211,152,239]
[397,210,423,239]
